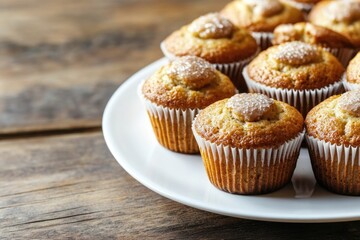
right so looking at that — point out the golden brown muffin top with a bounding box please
[246,41,344,90]
[220,0,305,32]
[273,22,354,48]
[162,13,258,63]
[309,0,360,47]
[142,56,237,109]
[347,52,360,84]
[193,93,304,148]
[305,90,360,146]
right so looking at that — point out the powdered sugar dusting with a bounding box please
[227,93,274,122]
[188,13,234,39]
[338,90,360,117]
[167,56,217,89]
[244,0,284,17]
[273,41,320,65]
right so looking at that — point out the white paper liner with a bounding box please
[192,121,304,194]
[138,81,200,153]
[211,48,260,91]
[242,66,344,117]
[161,41,260,91]
[251,32,274,50]
[305,134,360,195]
[325,47,356,67]
[342,73,360,91]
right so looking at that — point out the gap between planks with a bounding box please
[0,126,102,141]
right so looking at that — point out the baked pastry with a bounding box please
[221,0,304,49]
[243,41,344,116]
[343,52,360,91]
[305,90,360,195]
[308,0,360,48]
[161,13,258,91]
[192,93,304,195]
[273,22,355,65]
[281,0,323,13]
[140,56,237,153]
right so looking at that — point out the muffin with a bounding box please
[309,0,360,48]
[140,56,237,153]
[305,90,360,195]
[273,22,355,66]
[192,93,304,195]
[221,0,305,49]
[343,52,360,91]
[243,41,345,116]
[281,0,323,14]
[161,13,259,91]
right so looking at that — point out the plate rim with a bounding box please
[102,58,360,223]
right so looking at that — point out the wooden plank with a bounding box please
[1,132,360,239]
[0,0,225,134]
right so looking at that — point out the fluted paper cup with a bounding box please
[160,41,259,92]
[342,73,360,91]
[306,134,360,195]
[243,66,344,117]
[138,82,200,153]
[192,123,304,195]
[251,32,274,50]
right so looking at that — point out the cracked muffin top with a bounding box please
[309,0,360,47]
[273,22,353,49]
[220,0,304,32]
[246,41,344,90]
[346,52,360,84]
[141,56,237,109]
[305,90,360,146]
[162,13,258,63]
[193,93,304,148]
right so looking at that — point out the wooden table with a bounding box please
[1,0,359,239]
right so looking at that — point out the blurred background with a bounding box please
[0,0,223,135]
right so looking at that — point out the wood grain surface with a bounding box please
[0,0,223,134]
[1,0,360,239]
[1,133,360,239]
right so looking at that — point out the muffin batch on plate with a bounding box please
[139,0,360,196]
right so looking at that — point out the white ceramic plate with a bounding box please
[103,58,360,223]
